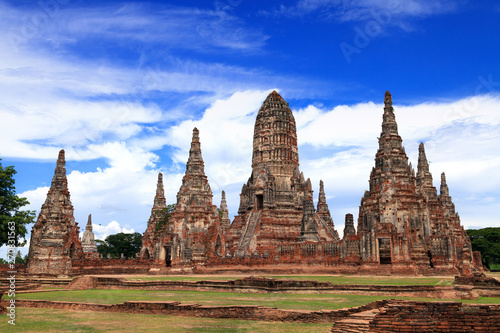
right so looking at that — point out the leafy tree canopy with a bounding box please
[96,232,142,259]
[0,158,36,247]
[467,227,500,270]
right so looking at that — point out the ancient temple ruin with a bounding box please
[25,91,479,276]
[27,150,82,275]
[355,91,474,274]
[140,128,225,266]
[226,91,340,257]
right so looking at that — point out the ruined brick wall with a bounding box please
[11,298,388,323]
[369,301,500,332]
[70,258,152,275]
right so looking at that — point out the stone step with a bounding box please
[331,308,382,333]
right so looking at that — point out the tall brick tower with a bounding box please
[227,91,339,257]
[356,91,474,274]
[140,172,167,260]
[27,150,82,275]
[147,128,225,266]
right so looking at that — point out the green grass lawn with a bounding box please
[0,307,333,333]
[125,275,454,286]
[7,289,500,311]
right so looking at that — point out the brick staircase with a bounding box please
[235,211,260,257]
[65,276,96,290]
[331,308,382,332]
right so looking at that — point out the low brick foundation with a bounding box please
[65,276,499,300]
[369,301,500,332]
[455,273,500,287]
[8,298,389,323]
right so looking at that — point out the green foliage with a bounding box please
[467,227,500,269]
[125,275,452,285]
[154,204,176,232]
[10,289,500,310]
[0,158,36,247]
[14,250,28,264]
[96,233,142,259]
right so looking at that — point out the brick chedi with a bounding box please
[81,214,98,257]
[145,128,225,266]
[356,91,475,274]
[220,190,231,231]
[27,150,82,275]
[226,91,339,257]
[140,172,167,260]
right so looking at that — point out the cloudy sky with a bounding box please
[1,0,499,258]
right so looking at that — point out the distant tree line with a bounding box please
[96,232,142,259]
[467,227,500,270]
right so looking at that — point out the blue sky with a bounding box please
[1,0,499,258]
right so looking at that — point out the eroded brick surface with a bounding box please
[27,150,82,275]
[140,129,225,266]
[226,91,339,258]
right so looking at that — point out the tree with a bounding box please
[467,227,500,270]
[154,204,176,233]
[14,250,27,264]
[0,159,36,247]
[97,233,142,259]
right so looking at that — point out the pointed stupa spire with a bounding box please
[153,173,166,210]
[381,91,398,137]
[417,143,430,174]
[220,190,231,230]
[41,149,74,217]
[440,172,450,197]
[177,128,213,209]
[186,127,205,176]
[86,214,93,230]
[317,180,334,228]
[439,172,455,214]
[416,142,437,199]
[318,180,326,204]
[51,149,69,191]
[317,180,329,213]
[416,143,432,184]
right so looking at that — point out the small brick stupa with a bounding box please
[81,214,98,257]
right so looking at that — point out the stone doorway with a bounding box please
[427,250,434,268]
[256,194,264,210]
[165,246,171,267]
[378,238,392,265]
[69,242,76,259]
[143,249,150,260]
[215,234,222,256]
